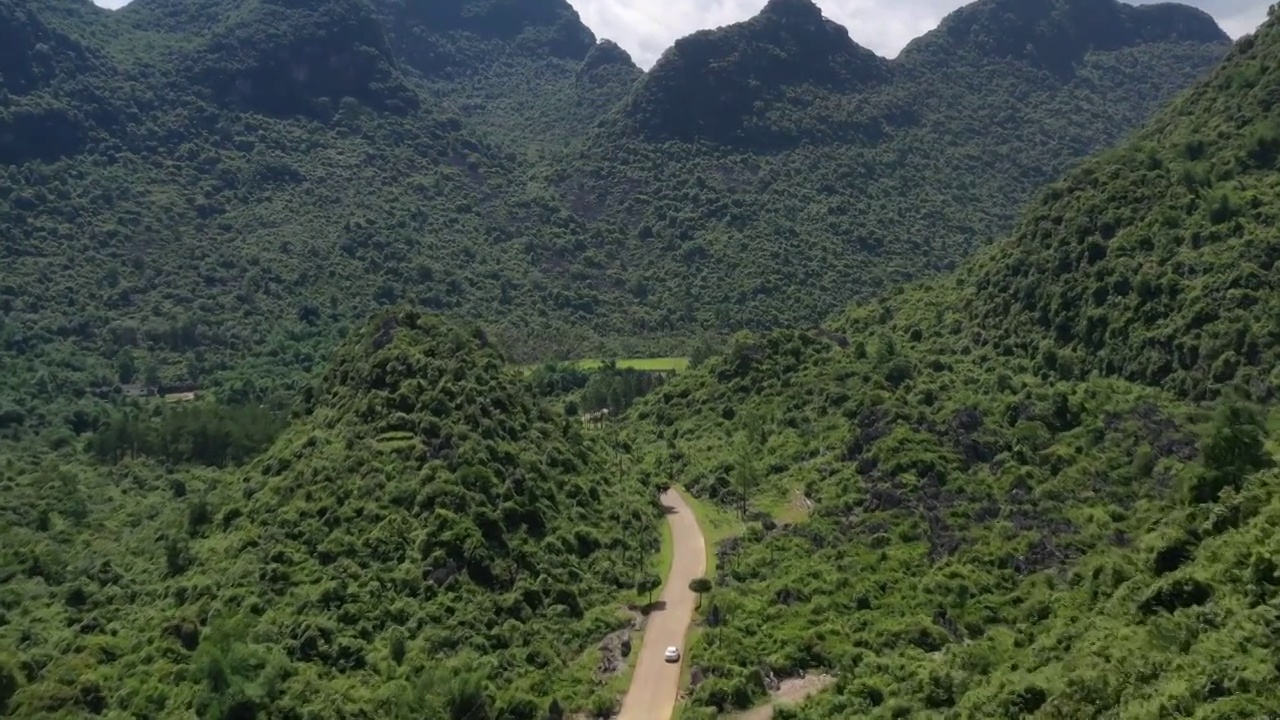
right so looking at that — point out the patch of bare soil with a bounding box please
[729,674,836,720]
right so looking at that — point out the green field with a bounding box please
[519,357,691,373]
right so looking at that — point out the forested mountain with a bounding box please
[0,0,1231,422]
[0,0,643,428]
[367,0,642,148]
[617,7,1280,717]
[1,309,660,717]
[554,0,1231,334]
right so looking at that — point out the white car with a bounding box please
[663,646,681,663]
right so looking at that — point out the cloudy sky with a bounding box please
[91,0,1269,69]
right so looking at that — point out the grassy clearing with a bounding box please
[759,486,816,526]
[576,357,690,372]
[518,356,691,373]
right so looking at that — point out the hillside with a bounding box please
[0,0,662,430]
[0,0,1233,424]
[821,0,1280,402]
[552,0,1231,335]
[624,330,1278,718]
[612,8,1280,718]
[940,6,1280,402]
[0,309,660,717]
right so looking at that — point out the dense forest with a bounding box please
[0,0,1231,422]
[1,309,663,717]
[615,6,1280,717]
[4,0,1279,717]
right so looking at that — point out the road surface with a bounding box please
[617,489,707,720]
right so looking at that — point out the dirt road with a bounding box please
[616,489,707,720]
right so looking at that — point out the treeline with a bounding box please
[87,403,285,467]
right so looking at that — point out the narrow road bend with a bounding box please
[616,489,707,720]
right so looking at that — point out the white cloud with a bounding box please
[89,0,1270,69]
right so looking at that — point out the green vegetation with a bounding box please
[552,0,1230,334]
[906,9,1280,402]
[626,332,1230,716]
[3,0,1276,717]
[0,0,1230,422]
[0,309,663,717]
[677,487,745,578]
[613,8,1280,717]
[519,357,689,374]
[526,359,683,421]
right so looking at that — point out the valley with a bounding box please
[4,0,1280,718]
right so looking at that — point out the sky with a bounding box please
[91,0,1270,70]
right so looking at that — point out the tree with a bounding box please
[1192,397,1271,503]
[689,576,713,609]
[115,349,138,384]
[689,335,720,368]
[733,425,764,519]
[636,573,662,605]
[191,614,281,720]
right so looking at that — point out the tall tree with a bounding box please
[689,576,713,609]
[636,572,663,605]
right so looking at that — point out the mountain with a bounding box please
[0,0,654,429]
[0,0,1232,421]
[821,0,1280,400]
[194,0,419,117]
[612,9,1280,718]
[620,0,891,147]
[0,309,660,717]
[899,0,1227,76]
[370,0,642,148]
[551,0,1231,338]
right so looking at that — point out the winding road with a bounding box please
[617,489,707,720]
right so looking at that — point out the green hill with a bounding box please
[936,12,1280,401]
[612,9,1280,718]
[0,309,659,717]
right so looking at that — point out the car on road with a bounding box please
[663,646,681,663]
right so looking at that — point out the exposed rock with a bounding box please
[594,629,632,678]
